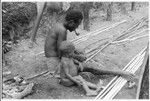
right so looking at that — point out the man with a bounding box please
[44,10,83,72]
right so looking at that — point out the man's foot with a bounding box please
[96,79,104,92]
[86,90,97,96]
[121,72,135,81]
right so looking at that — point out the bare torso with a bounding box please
[60,57,78,79]
[44,23,67,57]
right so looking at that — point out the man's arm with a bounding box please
[72,59,84,72]
[72,54,87,62]
[57,30,66,58]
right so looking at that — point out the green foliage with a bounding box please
[2,2,37,41]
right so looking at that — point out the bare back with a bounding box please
[44,23,67,57]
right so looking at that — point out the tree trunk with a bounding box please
[29,2,46,48]
[82,3,90,31]
[120,3,127,14]
[131,2,136,11]
[106,2,113,21]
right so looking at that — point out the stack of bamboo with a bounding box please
[95,47,147,100]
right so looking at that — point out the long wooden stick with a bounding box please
[116,17,146,41]
[95,50,141,99]
[101,53,145,100]
[72,20,126,42]
[97,52,144,99]
[111,29,148,44]
[103,51,146,99]
[104,53,145,99]
[74,20,127,45]
[103,52,146,99]
[108,56,145,99]
[95,47,147,100]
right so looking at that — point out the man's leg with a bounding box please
[73,75,97,96]
[82,62,135,81]
[59,78,75,87]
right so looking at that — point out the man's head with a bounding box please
[64,10,83,32]
[59,41,75,57]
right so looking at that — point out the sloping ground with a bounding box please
[3,6,149,99]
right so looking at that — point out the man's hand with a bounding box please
[79,63,84,71]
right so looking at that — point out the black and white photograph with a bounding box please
[1,1,149,99]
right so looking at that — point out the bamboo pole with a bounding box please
[103,53,145,99]
[100,54,144,99]
[95,51,140,99]
[74,20,126,45]
[97,52,144,99]
[95,47,147,100]
[111,29,148,44]
[102,52,145,99]
[108,56,145,99]
[72,20,126,42]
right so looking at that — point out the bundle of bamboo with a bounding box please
[95,46,147,100]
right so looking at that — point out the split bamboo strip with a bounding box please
[84,38,109,51]
[96,52,144,99]
[85,43,110,62]
[101,56,144,100]
[95,52,140,99]
[107,56,145,99]
[127,29,148,39]
[111,29,148,44]
[72,20,127,43]
[102,52,145,99]
[74,20,126,45]
[99,50,145,99]
[111,35,148,44]
[95,47,147,100]
[86,27,148,59]
[85,21,147,54]
[116,17,145,41]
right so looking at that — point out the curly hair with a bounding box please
[59,41,75,56]
[65,10,83,23]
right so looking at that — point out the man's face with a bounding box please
[67,19,82,32]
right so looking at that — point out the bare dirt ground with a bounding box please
[3,6,149,99]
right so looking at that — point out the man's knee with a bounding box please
[59,78,75,87]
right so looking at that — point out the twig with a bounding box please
[111,35,148,44]
[26,70,49,81]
